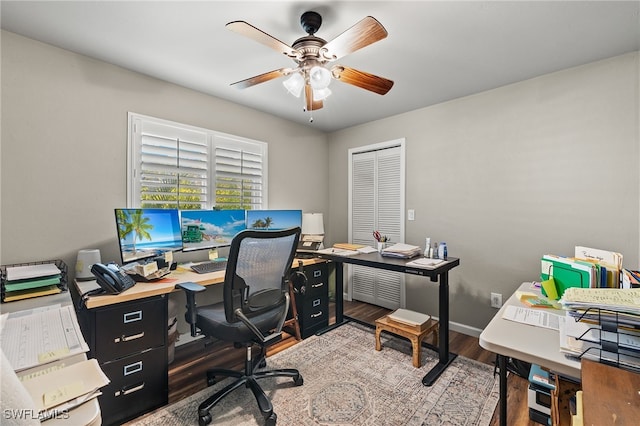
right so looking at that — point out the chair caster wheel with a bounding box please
[199,413,212,426]
[293,374,303,386]
[206,372,216,386]
[264,412,277,426]
[258,359,267,368]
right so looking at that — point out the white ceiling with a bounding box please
[2,1,639,132]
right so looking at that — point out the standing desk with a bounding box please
[479,282,581,426]
[315,251,460,386]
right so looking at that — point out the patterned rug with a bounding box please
[130,322,499,425]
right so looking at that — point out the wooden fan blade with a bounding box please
[230,68,289,89]
[304,85,323,111]
[226,21,298,58]
[331,65,394,95]
[322,16,388,61]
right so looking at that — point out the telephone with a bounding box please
[297,234,324,252]
[91,263,136,294]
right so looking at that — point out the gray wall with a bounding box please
[2,30,639,333]
[0,30,328,271]
[327,52,640,332]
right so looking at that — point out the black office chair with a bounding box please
[177,227,304,426]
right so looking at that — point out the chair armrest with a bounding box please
[176,282,206,293]
[175,282,206,337]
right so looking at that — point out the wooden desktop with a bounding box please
[69,257,326,425]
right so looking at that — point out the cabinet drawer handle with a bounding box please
[313,270,322,278]
[311,282,324,288]
[124,361,143,376]
[115,382,145,397]
[123,310,143,323]
[310,311,323,318]
[114,332,144,343]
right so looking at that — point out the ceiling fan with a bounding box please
[226,11,394,112]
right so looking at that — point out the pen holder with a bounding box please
[377,242,389,252]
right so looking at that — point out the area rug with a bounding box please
[130,322,499,425]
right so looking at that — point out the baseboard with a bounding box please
[428,315,483,338]
[449,321,483,338]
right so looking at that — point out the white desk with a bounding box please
[479,282,580,426]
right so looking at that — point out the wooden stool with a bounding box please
[375,314,439,368]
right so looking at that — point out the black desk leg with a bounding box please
[497,354,507,426]
[316,261,348,335]
[422,271,457,386]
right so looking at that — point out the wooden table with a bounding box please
[375,314,439,368]
[582,358,640,425]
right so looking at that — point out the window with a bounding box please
[128,113,267,210]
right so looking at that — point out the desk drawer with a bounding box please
[99,346,168,425]
[305,263,327,293]
[94,296,166,362]
[298,294,328,337]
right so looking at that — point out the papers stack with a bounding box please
[380,243,422,259]
[1,304,108,421]
[2,262,64,302]
[20,358,109,421]
[559,287,640,370]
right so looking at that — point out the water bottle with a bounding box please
[438,242,448,260]
[424,237,431,257]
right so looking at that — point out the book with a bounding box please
[333,243,365,251]
[387,308,432,332]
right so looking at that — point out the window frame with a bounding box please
[127,112,268,210]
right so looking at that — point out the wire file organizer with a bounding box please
[569,307,640,373]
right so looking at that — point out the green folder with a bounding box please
[540,255,593,299]
[4,274,61,292]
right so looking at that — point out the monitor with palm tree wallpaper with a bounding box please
[245,210,302,231]
[115,208,183,264]
[180,209,246,252]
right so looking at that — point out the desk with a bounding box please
[69,257,325,425]
[78,258,326,309]
[479,283,581,426]
[315,251,460,386]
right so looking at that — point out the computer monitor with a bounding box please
[180,209,246,252]
[245,209,303,231]
[115,208,183,264]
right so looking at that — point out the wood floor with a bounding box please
[167,300,538,426]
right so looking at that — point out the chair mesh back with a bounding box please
[224,228,300,322]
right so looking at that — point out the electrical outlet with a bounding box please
[490,292,503,308]
[408,209,415,221]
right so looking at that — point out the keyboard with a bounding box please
[191,260,227,274]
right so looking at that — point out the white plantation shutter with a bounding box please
[214,135,265,210]
[349,141,405,309]
[135,119,209,208]
[128,113,267,210]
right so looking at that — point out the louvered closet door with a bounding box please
[350,145,404,309]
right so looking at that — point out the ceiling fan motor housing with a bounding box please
[300,11,322,35]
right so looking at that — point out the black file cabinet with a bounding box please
[295,262,329,338]
[73,293,168,425]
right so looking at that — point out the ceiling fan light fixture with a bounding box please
[309,65,331,90]
[313,87,332,101]
[283,73,304,97]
